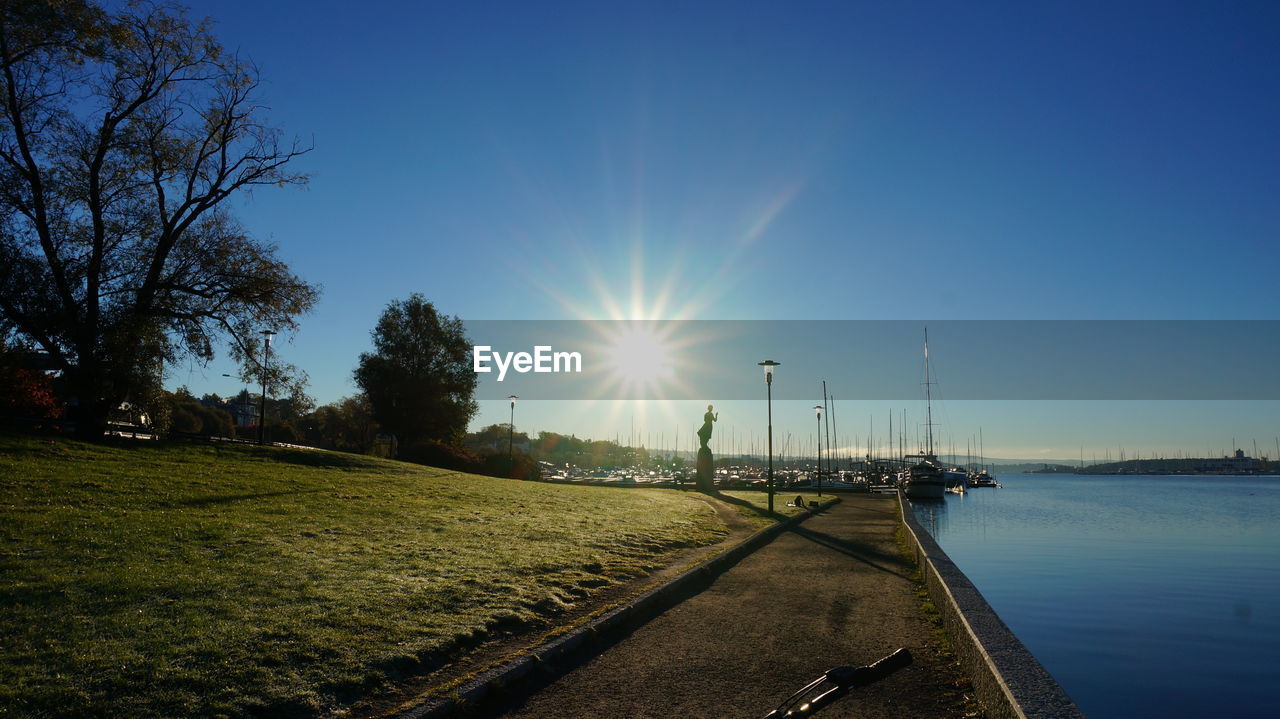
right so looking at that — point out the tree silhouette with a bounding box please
[0,1,318,438]
[354,295,477,446]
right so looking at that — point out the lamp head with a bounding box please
[758,359,780,384]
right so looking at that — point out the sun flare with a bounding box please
[604,324,675,391]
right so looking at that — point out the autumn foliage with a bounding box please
[0,367,62,420]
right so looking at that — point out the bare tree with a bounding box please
[0,1,319,437]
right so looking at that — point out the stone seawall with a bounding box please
[897,494,1087,719]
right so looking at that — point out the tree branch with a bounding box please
[0,25,78,321]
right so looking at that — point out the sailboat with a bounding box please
[903,329,947,500]
[968,469,1000,488]
[968,427,1001,487]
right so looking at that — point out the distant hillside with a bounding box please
[1032,454,1275,475]
[933,454,1078,474]
[931,453,1276,475]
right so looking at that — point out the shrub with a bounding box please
[167,397,234,437]
[399,441,541,481]
[170,405,202,434]
[197,405,234,437]
[0,367,63,420]
[270,422,300,444]
[480,451,542,481]
[399,439,481,472]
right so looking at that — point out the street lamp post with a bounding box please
[759,360,781,513]
[822,381,831,475]
[258,330,275,445]
[508,395,518,461]
[814,404,824,497]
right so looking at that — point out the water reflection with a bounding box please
[906,475,1280,719]
[907,496,948,538]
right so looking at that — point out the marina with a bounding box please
[1,0,1275,716]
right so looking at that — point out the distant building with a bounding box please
[199,394,257,426]
[225,400,257,427]
[1200,449,1262,474]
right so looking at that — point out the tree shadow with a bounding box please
[702,490,783,521]
[787,524,911,580]
[252,446,386,470]
[176,490,324,507]
[838,500,898,517]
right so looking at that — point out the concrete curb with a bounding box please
[897,493,1086,719]
[396,496,842,719]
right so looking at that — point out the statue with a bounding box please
[695,404,717,491]
[697,404,718,449]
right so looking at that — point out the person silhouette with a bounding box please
[697,404,718,450]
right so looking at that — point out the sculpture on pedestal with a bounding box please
[696,404,718,491]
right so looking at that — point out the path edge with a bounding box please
[897,493,1087,719]
[395,495,842,719]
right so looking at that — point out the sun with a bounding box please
[603,324,675,392]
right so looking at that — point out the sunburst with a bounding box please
[491,165,807,442]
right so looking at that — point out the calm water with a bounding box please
[910,475,1280,718]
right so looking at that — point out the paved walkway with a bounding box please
[496,495,968,718]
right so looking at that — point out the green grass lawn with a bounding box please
[0,434,728,718]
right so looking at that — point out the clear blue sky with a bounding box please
[164,0,1280,460]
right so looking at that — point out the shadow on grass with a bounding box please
[473,555,730,719]
[480,495,836,719]
[703,490,784,521]
[247,446,389,471]
[176,489,325,507]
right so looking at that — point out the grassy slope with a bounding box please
[0,435,726,718]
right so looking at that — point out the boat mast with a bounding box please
[829,394,839,468]
[831,394,839,470]
[822,381,831,474]
[979,426,985,472]
[924,327,935,459]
